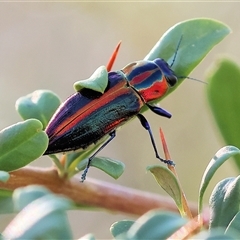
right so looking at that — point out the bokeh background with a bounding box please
[0,2,239,239]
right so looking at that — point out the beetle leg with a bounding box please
[137,114,175,166]
[81,131,116,182]
[147,103,172,119]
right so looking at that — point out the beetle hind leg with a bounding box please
[137,114,175,166]
[81,131,116,182]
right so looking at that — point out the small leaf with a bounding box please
[74,66,108,94]
[0,171,10,182]
[209,176,240,229]
[147,165,183,214]
[16,90,61,129]
[3,191,73,239]
[0,189,14,214]
[110,220,135,238]
[0,119,49,171]
[207,59,240,170]
[145,18,230,96]
[126,210,186,240]
[78,157,125,180]
[198,146,240,214]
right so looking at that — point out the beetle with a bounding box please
[44,44,180,181]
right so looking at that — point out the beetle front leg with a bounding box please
[137,114,175,166]
[147,103,172,119]
[81,131,116,182]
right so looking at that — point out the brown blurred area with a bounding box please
[0,2,239,238]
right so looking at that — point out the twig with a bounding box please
[0,166,198,216]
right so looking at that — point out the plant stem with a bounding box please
[0,166,198,216]
[49,154,65,177]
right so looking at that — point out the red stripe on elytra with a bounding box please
[53,80,138,137]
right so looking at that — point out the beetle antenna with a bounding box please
[106,41,122,72]
[170,35,183,67]
[171,36,207,85]
[178,76,207,85]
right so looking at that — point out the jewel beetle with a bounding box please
[44,44,180,181]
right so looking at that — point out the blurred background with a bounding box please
[0,2,239,238]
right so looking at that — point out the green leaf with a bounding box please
[147,165,183,214]
[0,171,10,182]
[209,176,240,229]
[2,190,73,239]
[110,220,135,238]
[74,66,108,94]
[145,18,230,96]
[78,156,125,179]
[207,59,240,170]
[0,189,14,214]
[198,146,240,214]
[16,90,61,129]
[0,119,49,171]
[12,185,52,211]
[126,210,186,240]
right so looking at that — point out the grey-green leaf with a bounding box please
[198,146,240,214]
[16,90,61,129]
[78,156,125,180]
[110,220,135,238]
[126,210,186,240]
[12,185,52,211]
[79,234,96,240]
[74,66,108,93]
[195,229,238,239]
[145,18,231,96]
[147,165,183,214]
[209,176,240,229]
[0,171,10,182]
[206,59,240,170]
[3,192,73,239]
[0,119,49,171]
[225,211,240,236]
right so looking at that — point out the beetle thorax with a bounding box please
[121,60,170,103]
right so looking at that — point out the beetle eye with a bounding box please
[166,75,177,87]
